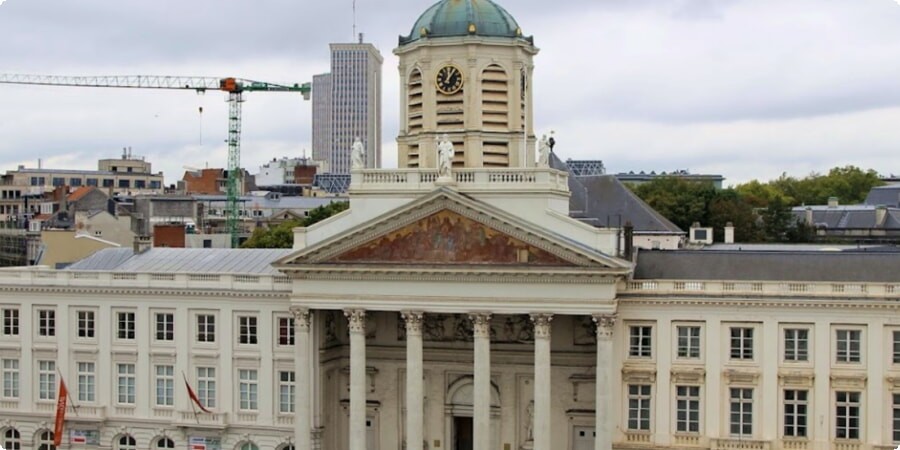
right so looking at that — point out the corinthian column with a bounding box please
[470,313,492,450]
[292,308,312,450]
[345,309,367,450]
[402,312,425,450]
[592,314,616,450]
[530,314,553,450]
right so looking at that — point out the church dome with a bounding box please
[399,0,532,46]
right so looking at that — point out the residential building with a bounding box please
[1,151,165,196]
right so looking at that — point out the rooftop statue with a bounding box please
[351,137,365,170]
[437,134,454,179]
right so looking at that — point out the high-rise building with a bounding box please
[311,40,383,175]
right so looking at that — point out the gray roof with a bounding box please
[791,205,900,229]
[550,153,682,233]
[66,248,293,275]
[192,194,342,210]
[865,185,900,207]
[634,250,900,282]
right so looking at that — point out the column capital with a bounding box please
[344,309,366,335]
[291,307,311,331]
[401,311,425,336]
[592,314,616,341]
[530,314,553,339]
[469,313,492,338]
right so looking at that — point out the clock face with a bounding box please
[436,65,463,95]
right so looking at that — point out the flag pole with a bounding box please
[182,371,201,424]
[58,368,79,416]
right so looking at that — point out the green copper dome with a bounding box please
[399,0,533,46]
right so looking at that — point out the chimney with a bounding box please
[623,221,634,260]
[133,235,152,254]
[875,205,887,227]
[828,197,839,208]
[805,207,813,225]
[724,222,735,244]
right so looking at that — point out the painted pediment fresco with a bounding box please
[330,209,571,266]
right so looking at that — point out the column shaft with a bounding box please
[346,309,367,450]
[471,313,492,450]
[293,308,312,450]
[403,312,425,450]
[531,314,553,450]
[593,314,616,450]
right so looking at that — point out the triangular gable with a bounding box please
[277,188,631,271]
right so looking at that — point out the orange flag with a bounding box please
[53,378,68,446]
[184,374,211,414]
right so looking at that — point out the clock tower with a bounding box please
[394,0,539,169]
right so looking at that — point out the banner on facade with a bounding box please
[69,430,100,446]
[189,437,221,450]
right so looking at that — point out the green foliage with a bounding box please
[241,201,349,249]
[632,178,718,232]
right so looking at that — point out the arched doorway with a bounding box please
[444,376,501,450]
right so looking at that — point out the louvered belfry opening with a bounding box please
[481,64,510,167]
[407,69,424,167]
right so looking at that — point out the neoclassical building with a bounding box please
[1,1,900,450]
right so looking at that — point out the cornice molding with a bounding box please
[619,295,900,310]
[0,285,290,300]
[286,268,621,284]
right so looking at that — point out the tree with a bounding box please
[632,177,718,232]
[241,201,349,249]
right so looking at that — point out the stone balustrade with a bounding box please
[625,280,899,298]
[349,167,570,193]
[0,269,292,292]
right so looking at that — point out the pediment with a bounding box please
[277,189,631,272]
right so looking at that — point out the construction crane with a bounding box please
[0,73,311,247]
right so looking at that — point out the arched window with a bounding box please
[238,442,259,450]
[277,445,295,450]
[156,437,175,448]
[116,435,136,450]
[37,430,55,450]
[3,428,21,450]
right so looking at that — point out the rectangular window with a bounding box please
[278,317,295,346]
[86,178,98,187]
[676,326,701,359]
[118,179,130,188]
[892,393,899,443]
[117,363,136,404]
[117,312,135,340]
[238,316,258,345]
[102,179,114,188]
[238,369,258,410]
[69,178,82,187]
[784,328,809,362]
[784,389,808,438]
[77,310,95,338]
[729,388,753,437]
[892,330,899,364]
[2,309,18,336]
[836,329,861,363]
[197,314,215,342]
[38,309,55,337]
[52,177,65,187]
[2,359,19,399]
[197,367,216,408]
[38,360,56,400]
[155,365,174,407]
[627,384,651,431]
[77,362,95,402]
[835,391,860,440]
[730,327,754,360]
[629,326,652,358]
[675,385,700,433]
[279,371,295,413]
[134,180,146,189]
[155,313,174,341]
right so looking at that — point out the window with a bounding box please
[197,367,216,408]
[117,312,135,340]
[156,313,174,341]
[38,309,55,337]
[784,328,809,362]
[676,326,701,359]
[118,179,130,188]
[37,430,55,450]
[102,179,114,188]
[77,362,95,402]
[3,428,21,450]
[2,359,19,398]
[52,177,65,187]
[156,437,175,448]
[86,178,98,187]
[134,180,146,189]
[628,326,652,358]
[892,330,899,364]
[117,363,136,404]
[2,308,18,336]
[836,329,861,363]
[730,327,754,360]
[239,443,259,450]
[835,391,860,440]
[627,384,651,431]
[117,435,136,450]
[729,388,753,437]
[238,316,258,345]
[278,317,295,346]
[784,389,808,438]
[155,365,174,407]
[279,371,295,413]
[70,178,82,187]
[239,369,259,410]
[77,310,95,338]
[197,314,215,342]
[675,385,700,433]
[38,360,56,400]
[150,180,161,189]
[892,393,899,443]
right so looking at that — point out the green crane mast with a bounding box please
[0,74,311,248]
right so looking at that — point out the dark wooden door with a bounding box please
[453,416,474,450]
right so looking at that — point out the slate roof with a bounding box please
[792,205,900,229]
[550,153,683,234]
[865,185,900,207]
[66,248,293,275]
[633,250,900,282]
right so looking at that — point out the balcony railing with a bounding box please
[626,280,899,299]
[350,167,569,194]
[712,438,771,450]
[176,411,228,428]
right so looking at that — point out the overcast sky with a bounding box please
[1,0,898,186]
